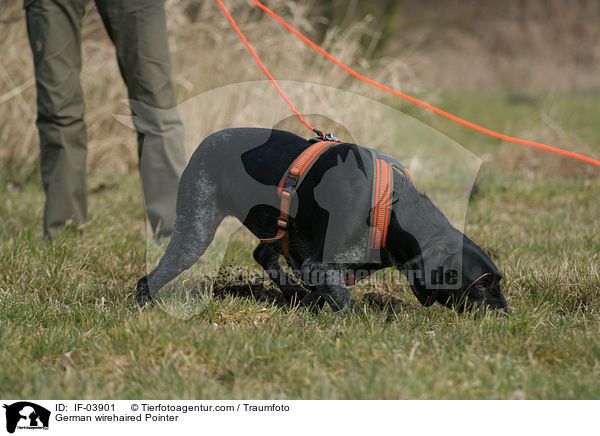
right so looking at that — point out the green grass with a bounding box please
[394,90,600,152]
[0,93,599,399]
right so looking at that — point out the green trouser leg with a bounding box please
[26,0,185,238]
[25,0,89,238]
[95,0,186,238]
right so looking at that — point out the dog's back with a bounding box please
[183,128,374,247]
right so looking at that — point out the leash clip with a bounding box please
[311,128,340,143]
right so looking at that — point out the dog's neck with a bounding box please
[387,189,456,267]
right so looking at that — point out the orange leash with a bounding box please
[217,0,600,168]
[216,0,315,133]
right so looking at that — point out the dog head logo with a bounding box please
[3,402,50,434]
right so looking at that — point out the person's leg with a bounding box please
[96,0,186,238]
[25,0,88,238]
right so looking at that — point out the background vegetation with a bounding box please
[0,0,598,399]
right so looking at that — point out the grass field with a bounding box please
[1,92,599,399]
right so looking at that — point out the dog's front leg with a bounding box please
[253,244,309,304]
[301,263,355,314]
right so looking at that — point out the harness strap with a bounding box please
[390,162,415,186]
[261,141,340,258]
[262,142,408,262]
[369,153,394,251]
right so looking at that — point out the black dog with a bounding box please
[135,128,507,313]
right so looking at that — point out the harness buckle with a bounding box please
[280,186,293,199]
[277,217,288,230]
[283,174,298,191]
[322,132,340,142]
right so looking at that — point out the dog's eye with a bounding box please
[475,275,493,290]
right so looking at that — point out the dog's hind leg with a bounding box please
[253,243,309,304]
[135,176,223,308]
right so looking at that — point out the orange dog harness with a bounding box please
[261,141,413,261]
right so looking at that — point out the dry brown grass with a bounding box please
[496,114,599,179]
[392,0,600,92]
[1,0,598,181]
[0,0,422,179]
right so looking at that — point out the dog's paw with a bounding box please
[134,276,153,310]
[282,284,309,305]
[300,292,328,312]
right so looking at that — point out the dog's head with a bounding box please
[403,233,508,313]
